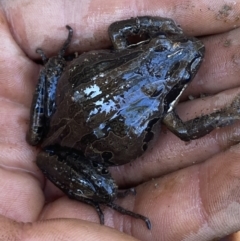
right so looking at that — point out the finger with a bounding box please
[0,16,39,106]
[0,11,39,169]
[0,167,44,222]
[1,0,240,57]
[185,27,240,97]
[0,216,138,241]
[128,142,240,240]
[0,5,44,228]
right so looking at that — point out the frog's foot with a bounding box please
[117,188,136,198]
[36,48,48,64]
[69,196,105,225]
[81,199,105,224]
[106,202,151,229]
[69,195,151,229]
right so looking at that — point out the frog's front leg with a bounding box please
[36,146,151,229]
[27,26,73,145]
[163,95,240,141]
[108,16,183,50]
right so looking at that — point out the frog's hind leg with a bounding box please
[27,26,73,145]
[106,202,151,229]
[108,16,183,50]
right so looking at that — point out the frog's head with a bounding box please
[77,161,118,203]
[162,37,205,113]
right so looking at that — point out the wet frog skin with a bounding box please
[27,16,240,229]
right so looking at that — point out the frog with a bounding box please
[27,16,240,229]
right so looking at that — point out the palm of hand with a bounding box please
[1,1,240,241]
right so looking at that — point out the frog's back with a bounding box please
[43,35,203,165]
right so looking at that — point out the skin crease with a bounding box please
[2,0,240,240]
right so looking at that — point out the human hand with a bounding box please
[1,0,240,240]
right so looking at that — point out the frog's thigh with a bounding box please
[108,16,182,50]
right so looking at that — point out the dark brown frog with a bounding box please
[27,16,239,229]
